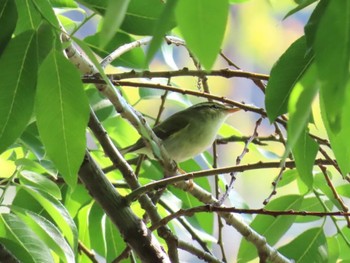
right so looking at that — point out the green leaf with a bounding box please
[276,169,298,188]
[105,217,125,262]
[63,184,91,218]
[319,81,350,175]
[238,195,303,262]
[295,197,326,223]
[327,237,340,263]
[49,0,78,8]
[14,0,42,33]
[0,0,17,55]
[279,228,327,262]
[22,186,78,252]
[0,213,54,263]
[84,31,145,69]
[292,130,318,189]
[19,171,62,199]
[287,64,318,150]
[89,202,106,256]
[265,36,313,122]
[120,0,176,35]
[284,0,318,19]
[304,0,329,49]
[335,184,350,198]
[175,0,229,70]
[0,238,29,262]
[32,0,60,29]
[314,1,350,133]
[13,208,75,263]
[73,0,107,15]
[146,0,178,64]
[35,50,89,188]
[313,173,342,210]
[36,22,59,64]
[20,123,45,160]
[100,0,130,48]
[0,30,38,154]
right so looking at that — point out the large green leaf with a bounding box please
[19,170,62,199]
[287,64,318,150]
[22,186,78,252]
[13,208,75,263]
[14,0,42,34]
[120,0,176,35]
[0,30,38,154]
[319,81,350,175]
[175,0,229,70]
[105,217,125,262]
[0,213,53,263]
[279,228,327,262]
[49,0,78,8]
[32,0,60,29]
[265,36,313,122]
[100,0,130,48]
[292,130,318,189]
[238,195,303,262]
[35,50,89,188]
[315,1,350,133]
[89,202,106,256]
[288,66,319,188]
[0,0,17,55]
[146,0,178,64]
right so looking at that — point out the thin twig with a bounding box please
[150,205,350,232]
[78,241,98,263]
[220,51,266,93]
[178,240,224,263]
[126,159,335,203]
[108,68,269,81]
[319,165,350,226]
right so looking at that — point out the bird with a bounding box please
[121,101,240,163]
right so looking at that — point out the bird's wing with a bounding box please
[153,111,191,140]
[121,111,191,154]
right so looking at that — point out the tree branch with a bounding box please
[78,151,170,263]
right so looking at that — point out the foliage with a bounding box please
[0,0,349,262]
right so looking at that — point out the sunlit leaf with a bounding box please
[175,0,229,69]
[22,186,78,252]
[319,81,350,175]
[279,228,327,262]
[100,0,130,48]
[0,213,53,263]
[19,171,61,199]
[35,50,89,188]
[146,0,177,64]
[292,131,318,189]
[89,202,106,256]
[13,208,75,263]
[238,195,303,262]
[315,1,350,133]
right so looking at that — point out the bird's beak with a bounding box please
[226,107,241,113]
